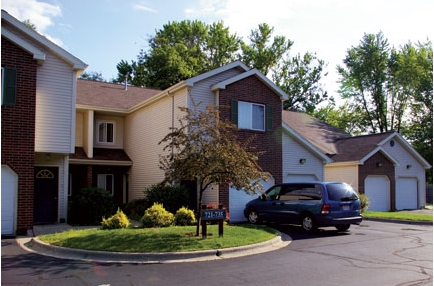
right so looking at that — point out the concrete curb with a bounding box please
[365,217,433,226]
[17,232,292,264]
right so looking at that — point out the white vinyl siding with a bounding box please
[282,132,324,183]
[35,52,76,153]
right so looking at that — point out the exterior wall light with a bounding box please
[406,164,412,169]
[376,162,382,167]
[299,158,306,164]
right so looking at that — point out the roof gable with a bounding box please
[185,60,249,87]
[211,68,289,101]
[1,9,87,71]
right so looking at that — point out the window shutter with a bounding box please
[266,105,273,131]
[231,100,238,125]
[2,67,17,106]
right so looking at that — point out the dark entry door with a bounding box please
[34,167,58,224]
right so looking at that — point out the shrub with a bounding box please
[359,193,369,213]
[124,198,151,221]
[141,203,174,227]
[174,207,197,226]
[101,208,131,229]
[69,187,115,225]
[144,183,190,214]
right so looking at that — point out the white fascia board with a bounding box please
[1,28,45,62]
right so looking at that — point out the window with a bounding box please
[97,174,114,195]
[98,121,114,143]
[1,67,17,106]
[231,100,272,131]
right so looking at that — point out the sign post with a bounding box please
[201,205,226,239]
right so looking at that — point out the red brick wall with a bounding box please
[1,38,38,234]
[358,151,396,210]
[218,75,283,210]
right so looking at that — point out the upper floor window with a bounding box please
[231,100,272,131]
[1,67,17,106]
[98,121,114,143]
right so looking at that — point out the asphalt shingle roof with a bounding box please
[76,79,161,111]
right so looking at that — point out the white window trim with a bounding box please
[97,121,115,144]
[238,101,265,131]
[1,67,5,105]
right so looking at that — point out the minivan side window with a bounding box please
[279,185,300,201]
[266,186,281,200]
[295,184,323,200]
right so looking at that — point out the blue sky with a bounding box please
[2,0,433,98]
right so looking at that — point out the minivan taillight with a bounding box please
[321,204,330,214]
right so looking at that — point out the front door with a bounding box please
[34,167,58,224]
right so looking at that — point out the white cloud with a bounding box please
[2,0,64,45]
[133,2,157,13]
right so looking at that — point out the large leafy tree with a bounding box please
[159,104,268,236]
[240,23,293,76]
[273,52,331,113]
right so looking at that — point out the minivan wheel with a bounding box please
[301,214,316,232]
[248,210,260,224]
[335,224,351,231]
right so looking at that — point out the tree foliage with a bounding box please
[79,71,105,82]
[158,103,268,235]
[274,52,331,113]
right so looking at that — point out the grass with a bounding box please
[364,211,432,222]
[38,223,278,253]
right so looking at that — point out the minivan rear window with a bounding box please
[326,183,359,201]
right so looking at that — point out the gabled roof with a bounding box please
[185,60,250,86]
[76,79,161,112]
[1,10,87,71]
[282,111,350,155]
[211,68,289,101]
[282,110,431,168]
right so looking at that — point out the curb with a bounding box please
[365,217,433,226]
[17,232,292,264]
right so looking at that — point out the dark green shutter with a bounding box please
[266,105,273,131]
[231,100,238,125]
[2,67,17,106]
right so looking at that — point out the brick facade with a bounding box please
[1,38,38,234]
[218,75,283,210]
[358,151,396,210]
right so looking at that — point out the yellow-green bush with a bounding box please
[141,203,174,227]
[101,208,130,229]
[359,193,369,213]
[174,206,197,226]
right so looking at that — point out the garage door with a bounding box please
[284,174,318,183]
[229,178,275,222]
[1,166,17,235]
[365,176,390,211]
[396,178,418,210]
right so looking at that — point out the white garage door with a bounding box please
[396,178,418,210]
[284,174,318,183]
[229,178,275,222]
[365,176,390,212]
[1,166,17,235]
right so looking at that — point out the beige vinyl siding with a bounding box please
[94,115,124,149]
[75,112,84,147]
[35,52,76,153]
[125,89,188,200]
[325,164,359,191]
[282,132,324,182]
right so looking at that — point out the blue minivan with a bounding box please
[244,182,363,232]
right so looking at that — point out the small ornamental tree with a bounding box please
[159,103,269,236]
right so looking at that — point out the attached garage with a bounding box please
[1,165,17,235]
[229,178,275,222]
[396,178,418,210]
[365,175,390,212]
[284,174,318,183]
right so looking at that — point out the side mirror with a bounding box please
[260,194,267,200]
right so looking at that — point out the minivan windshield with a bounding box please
[326,183,359,201]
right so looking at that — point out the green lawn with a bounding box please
[363,211,432,222]
[38,223,278,253]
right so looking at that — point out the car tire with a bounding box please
[301,214,317,232]
[247,210,260,224]
[335,224,351,231]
